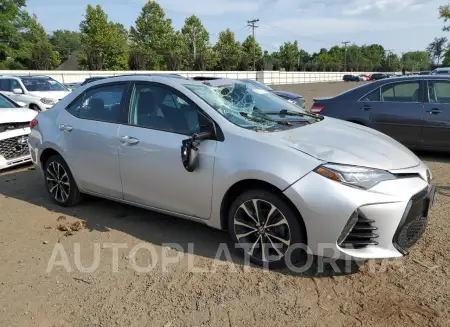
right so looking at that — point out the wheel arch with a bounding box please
[219,179,307,241]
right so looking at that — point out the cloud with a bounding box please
[341,0,434,16]
[259,0,435,16]
[157,0,261,15]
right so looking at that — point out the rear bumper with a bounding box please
[284,166,433,260]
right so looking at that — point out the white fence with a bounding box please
[0,70,383,85]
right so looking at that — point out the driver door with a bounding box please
[118,82,217,219]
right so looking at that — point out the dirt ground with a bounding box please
[1,82,450,327]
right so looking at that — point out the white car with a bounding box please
[0,75,71,111]
[0,93,37,170]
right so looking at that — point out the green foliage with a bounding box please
[50,30,82,62]
[214,29,240,70]
[241,36,263,70]
[402,51,431,71]
[0,0,440,72]
[427,37,447,65]
[79,5,129,70]
[129,1,174,70]
[181,15,210,69]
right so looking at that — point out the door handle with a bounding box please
[426,108,443,114]
[59,124,73,132]
[119,135,139,145]
[361,104,372,111]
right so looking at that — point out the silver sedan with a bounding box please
[28,76,435,269]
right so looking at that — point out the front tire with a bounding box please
[44,155,81,207]
[228,189,307,269]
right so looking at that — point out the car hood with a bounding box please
[0,108,37,124]
[273,90,303,99]
[274,118,420,170]
[27,91,70,100]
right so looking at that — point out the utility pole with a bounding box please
[247,18,259,71]
[342,41,350,71]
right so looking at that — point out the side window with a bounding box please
[381,82,420,102]
[129,83,200,135]
[65,83,127,123]
[0,80,8,91]
[11,80,21,91]
[360,88,380,102]
[428,81,450,104]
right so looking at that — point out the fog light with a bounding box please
[337,210,358,245]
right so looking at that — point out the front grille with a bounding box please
[340,212,379,249]
[0,135,30,160]
[393,187,432,254]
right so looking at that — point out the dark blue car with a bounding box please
[311,75,450,151]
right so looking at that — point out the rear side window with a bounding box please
[66,83,127,123]
[428,81,450,103]
[381,82,420,102]
[360,88,380,101]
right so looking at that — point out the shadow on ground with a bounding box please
[0,164,362,278]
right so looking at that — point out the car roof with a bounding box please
[83,74,206,88]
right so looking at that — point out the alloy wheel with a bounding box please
[233,199,291,263]
[46,161,71,203]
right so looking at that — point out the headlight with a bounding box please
[40,98,56,105]
[314,163,396,189]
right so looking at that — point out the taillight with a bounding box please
[310,105,325,114]
[30,119,38,129]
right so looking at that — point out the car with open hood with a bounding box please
[0,93,37,170]
[28,75,435,269]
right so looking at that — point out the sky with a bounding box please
[26,0,449,55]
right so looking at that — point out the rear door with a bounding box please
[367,80,425,147]
[58,82,129,198]
[421,79,450,149]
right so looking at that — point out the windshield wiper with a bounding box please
[263,109,323,120]
[239,112,292,126]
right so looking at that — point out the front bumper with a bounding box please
[284,164,434,260]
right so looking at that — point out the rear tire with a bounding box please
[43,155,82,207]
[227,189,307,269]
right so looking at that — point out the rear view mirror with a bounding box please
[13,88,24,94]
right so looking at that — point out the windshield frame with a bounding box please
[0,93,19,108]
[20,77,69,92]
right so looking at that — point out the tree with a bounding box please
[22,16,60,69]
[279,41,300,71]
[181,15,209,70]
[427,37,448,65]
[439,4,450,31]
[0,0,31,66]
[402,51,431,71]
[240,35,263,70]
[129,47,147,70]
[214,29,240,70]
[50,30,82,62]
[79,5,129,70]
[130,1,174,70]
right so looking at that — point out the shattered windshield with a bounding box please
[185,82,315,131]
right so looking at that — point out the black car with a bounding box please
[370,73,388,81]
[310,75,450,151]
[343,74,360,82]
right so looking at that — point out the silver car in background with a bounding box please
[28,76,435,268]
